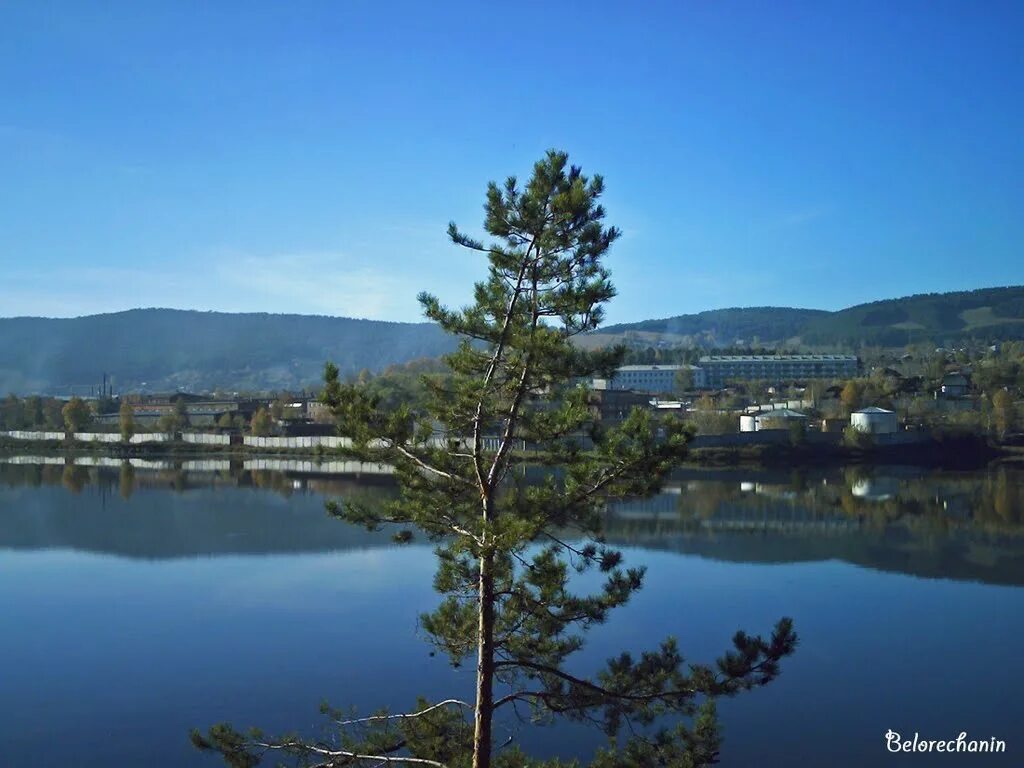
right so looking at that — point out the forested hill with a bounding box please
[597,307,829,345]
[3,286,1023,394]
[592,286,1024,350]
[0,309,453,394]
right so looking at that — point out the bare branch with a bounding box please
[252,740,450,766]
[389,441,473,487]
[335,699,470,727]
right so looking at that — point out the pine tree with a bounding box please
[194,150,796,768]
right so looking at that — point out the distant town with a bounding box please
[3,342,1020,457]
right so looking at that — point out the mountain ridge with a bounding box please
[593,285,1024,349]
[2,285,1023,394]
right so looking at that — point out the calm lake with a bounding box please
[2,457,1023,766]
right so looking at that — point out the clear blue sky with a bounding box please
[2,1,1022,324]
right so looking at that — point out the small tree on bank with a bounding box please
[195,151,796,768]
[119,400,135,443]
[62,397,91,434]
[992,390,1017,440]
[250,407,273,436]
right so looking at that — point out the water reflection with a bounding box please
[0,457,397,558]
[605,465,1024,586]
[3,457,1024,584]
[2,456,1023,767]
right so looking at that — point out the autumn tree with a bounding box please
[270,393,292,422]
[62,397,92,434]
[217,412,245,430]
[250,407,273,437]
[992,390,1017,439]
[119,400,135,443]
[194,151,796,768]
[840,380,862,415]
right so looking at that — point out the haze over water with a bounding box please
[2,458,1022,766]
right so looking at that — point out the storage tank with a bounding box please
[739,414,757,432]
[850,407,897,434]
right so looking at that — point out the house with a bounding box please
[307,400,334,424]
[940,372,969,399]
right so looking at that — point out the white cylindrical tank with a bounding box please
[850,407,897,434]
[739,414,757,432]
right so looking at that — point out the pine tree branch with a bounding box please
[250,740,449,766]
[493,648,790,708]
[334,699,470,727]
[387,441,473,487]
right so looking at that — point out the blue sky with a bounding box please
[1,1,1022,324]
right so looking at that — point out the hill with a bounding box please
[800,286,1024,347]
[596,286,1024,350]
[0,309,453,395]
[3,286,1023,394]
[593,307,829,348]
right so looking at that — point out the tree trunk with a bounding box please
[472,548,495,768]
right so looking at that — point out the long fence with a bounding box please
[182,433,231,446]
[8,429,928,452]
[0,430,171,444]
[242,435,350,449]
[2,430,66,441]
[0,430,521,452]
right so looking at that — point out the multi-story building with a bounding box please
[698,355,858,387]
[592,364,706,394]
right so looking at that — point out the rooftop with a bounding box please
[699,355,858,363]
[615,364,696,371]
[755,408,808,419]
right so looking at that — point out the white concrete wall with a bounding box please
[130,433,171,443]
[1,430,65,441]
[73,432,121,443]
[0,430,184,443]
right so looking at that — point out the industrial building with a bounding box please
[592,364,706,394]
[698,354,858,387]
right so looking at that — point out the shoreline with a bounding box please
[1,433,1016,471]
